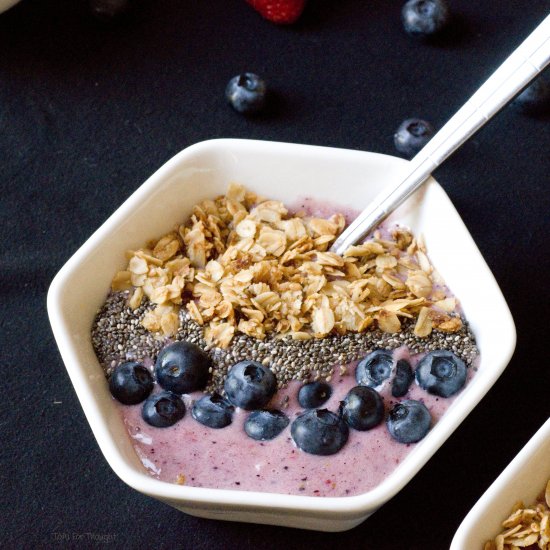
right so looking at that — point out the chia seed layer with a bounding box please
[92,291,478,393]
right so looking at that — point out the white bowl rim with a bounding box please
[47,138,517,517]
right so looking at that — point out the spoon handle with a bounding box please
[331,13,550,256]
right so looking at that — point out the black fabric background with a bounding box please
[1,1,549,548]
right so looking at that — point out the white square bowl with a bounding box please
[47,138,516,532]
[451,417,550,549]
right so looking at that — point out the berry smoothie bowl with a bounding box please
[48,139,515,531]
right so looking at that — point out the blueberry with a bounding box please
[155,341,211,394]
[387,399,431,443]
[341,386,384,431]
[142,391,185,428]
[225,73,267,115]
[298,381,332,409]
[394,118,435,158]
[391,359,414,397]
[108,361,153,405]
[512,77,550,115]
[244,410,289,441]
[415,350,467,397]
[291,409,349,456]
[89,0,130,22]
[191,393,234,429]
[356,349,394,389]
[401,0,450,37]
[224,360,277,410]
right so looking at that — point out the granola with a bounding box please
[484,479,550,550]
[112,183,463,347]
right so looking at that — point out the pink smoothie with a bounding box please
[118,347,473,497]
[111,196,476,497]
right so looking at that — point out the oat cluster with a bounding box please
[111,183,463,348]
[484,479,550,550]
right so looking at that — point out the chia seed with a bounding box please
[91,291,479,393]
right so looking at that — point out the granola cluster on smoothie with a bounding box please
[111,183,463,348]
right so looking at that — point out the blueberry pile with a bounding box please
[109,345,282,434]
[109,342,468,453]
[108,340,212,428]
[290,347,468,454]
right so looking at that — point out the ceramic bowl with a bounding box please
[47,138,516,531]
[451,417,550,549]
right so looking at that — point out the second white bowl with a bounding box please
[452,417,550,549]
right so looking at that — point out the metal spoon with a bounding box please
[331,13,550,256]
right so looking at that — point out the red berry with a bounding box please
[245,0,306,24]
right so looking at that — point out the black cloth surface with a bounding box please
[1,1,549,548]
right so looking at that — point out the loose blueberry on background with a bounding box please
[142,391,185,428]
[191,393,234,429]
[224,360,277,410]
[356,349,394,389]
[155,341,211,394]
[89,0,130,22]
[394,118,435,158]
[341,386,384,431]
[225,73,267,115]
[298,381,332,409]
[401,0,450,37]
[291,409,349,456]
[387,399,431,444]
[108,361,153,405]
[512,77,550,115]
[415,349,467,397]
[244,410,289,441]
[392,358,414,397]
